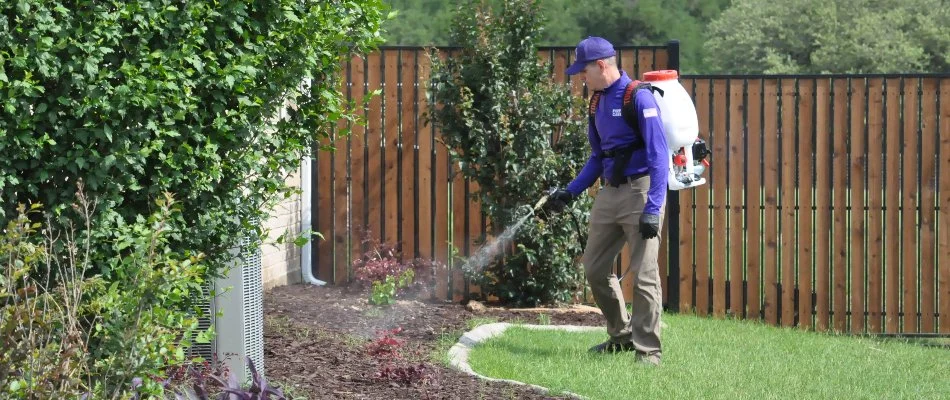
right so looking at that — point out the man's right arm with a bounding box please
[565,123,603,196]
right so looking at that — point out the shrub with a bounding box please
[426,0,592,306]
[0,204,88,398]
[0,192,210,399]
[0,0,389,283]
[1,0,389,396]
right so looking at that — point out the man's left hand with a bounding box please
[639,213,660,239]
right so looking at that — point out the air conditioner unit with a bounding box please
[188,225,264,383]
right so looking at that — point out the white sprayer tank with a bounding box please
[642,70,707,190]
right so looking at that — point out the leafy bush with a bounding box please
[0,0,388,281]
[426,0,592,306]
[1,0,388,396]
[0,192,210,399]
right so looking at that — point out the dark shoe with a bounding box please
[635,351,661,366]
[588,341,635,353]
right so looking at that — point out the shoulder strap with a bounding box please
[588,90,603,138]
[620,81,664,134]
[588,91,602,116]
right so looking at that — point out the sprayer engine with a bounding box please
[670,138,711,188]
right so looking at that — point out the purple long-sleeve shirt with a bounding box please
[566,71,669,215]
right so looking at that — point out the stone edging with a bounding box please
[447,323,605,400]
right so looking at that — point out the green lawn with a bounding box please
[465,313,949,400]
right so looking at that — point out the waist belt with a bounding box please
[607,172,649,187]
[602,142,645,185]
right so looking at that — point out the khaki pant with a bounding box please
[582,175,665,355]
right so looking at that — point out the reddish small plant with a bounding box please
[161,355,230,387]
[351,227,443,296]
[375,363,430,385]
[365,327,405,359]
[365,327,432,386]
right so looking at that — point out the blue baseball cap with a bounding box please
[565,37,616,75]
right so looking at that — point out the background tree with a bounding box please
[705,0,950,73]
[383,0,729,73]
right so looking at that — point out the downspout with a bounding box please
[300,155,326,286]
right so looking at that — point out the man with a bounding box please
[545,36,668,366]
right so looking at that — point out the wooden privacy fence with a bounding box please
[313,43,676,302]
[313,43,950,334]
[678,75,950,334]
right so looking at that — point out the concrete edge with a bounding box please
[447,323,606,400]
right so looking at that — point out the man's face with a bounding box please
[578,59,607,90]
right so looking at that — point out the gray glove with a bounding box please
[639,213,660,239]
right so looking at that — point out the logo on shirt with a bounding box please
[643,108,658,118]
[612,108,622,117]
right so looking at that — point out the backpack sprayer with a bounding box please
[641,70,710,190]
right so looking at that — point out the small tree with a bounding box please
[705,0,950,73]
[427,0,591,306]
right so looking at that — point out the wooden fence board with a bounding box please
[637,48,655,77]
[780,78,798,327]
[416,53,435,296]
[832,78,849,332]
[712,80,729,317]
[384,50,401,246]
[901,77,920,332]
[763,79,780,325]
[680,78,698,312]
[798,79,815,329]
[366,52,383,245]
[619,48,636,80]
[814,78,831,331]
[866,78,885,333]
[849,77,868,333]
[884,78,901,333]
[939,78,950,333]
[919,78,938,332]
[400,50,418,258]
[334,59,352,282]
[729,79,745,317]
[694,79,712,316]
[433,51,450,300]
[746,79,764,320]
[654,50,669,75]
[350,56,368,262]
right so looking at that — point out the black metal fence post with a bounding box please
[666,39,681,312]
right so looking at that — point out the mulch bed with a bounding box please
[262,283,606,400]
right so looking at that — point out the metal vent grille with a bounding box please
[240,228,264,378]
[187,282,215,361]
